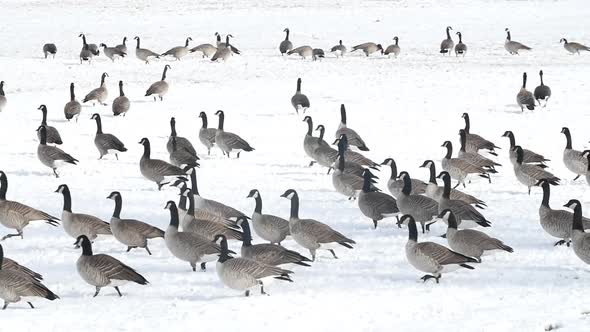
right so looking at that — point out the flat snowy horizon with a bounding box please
[1,0,590,331]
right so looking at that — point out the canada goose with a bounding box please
[215,32,223,47]
[112,81,130,116]
[384,37,400,58]
[291,78,310,114]
[281,189,355,260]
[37,105,63,145]
[560,38,590,54]
[64,83,81,121]
[436,172,491,228]
[564,200,590,265]
[382,158,426,198]
[90,113,127,160]
[166,117,197,157]
[441,210,511,262]
[0,81,5,112]
[106,192,163,255]
[440,26,454,54]
[330,39,346,57]
[198,112,217,155]
[312,125,339,170]
[215,234,293,296]
[533,70,551,107]
[351,42,383,56]
[287,45,313,59]
[115,37,127,53]
[0,244,59,309]
[501,131,548,167]
[211,35,235,62]
[99,43,126,62]
[145,65,170,101]
[214,110,254,158]
[1,255,43,281]
[170,136,199,167]
[36,126,78,178]
[87,43,100,56]
[504,28,531,55]
[401,215,478,283]
[312,48,325,61]
[396,172,439,233]
[162,37,192,60]
[0,171,59,240]
[133,36,160,63]
[247,189,290,244]
[302,116,320,163]
[163,200,227,271]
[138,137,193,190]
[560,127,588,181]
[517,72,535,111]
[42,43,57,59]
[441,141,492,188]
[583,150,590,186]
[461,113,500,155]
[75,235,148,297]
[358,170,399,229]
[83,72,109,106]
[332,138,366,200]
[279,28,294,55]
[190,43,217,58]
[55,184,111,240]
[513,146,559,194]
[454,32,467,56]
[335,104,369,151]
[457,129,501,172]
[334,134,379,168]
[214,33,241,54]
[79,34,93,64]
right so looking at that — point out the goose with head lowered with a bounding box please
[166,117,197,158]
[330,39,347,57]
[560,38,590,54]
[161,37,192,60]
[533,70,551,107]
[560,127,588,181]
[64,83,81,121]
[281,189,355,261]
[36,126,78,178]
[37,105,62,145]
[439,26,454,54]
[382,158,426,199]
[564,200,590,265]
[0,171,59,240]
[145,65,171,101]
[247,189,289,244]
[133,36,160,63]
[291,78,310,114]
[396,172,439,233]
[198,112,217,155]
[112,80,130,116]
[90,113,127,160]
[138,137,194,190]
[335,104,369,151]
[358,169,399,229]
[214,110,254,158]
[99,43,126,62]
[384,37,400,58]
[402,215,478,283]
[190,43,217,58]
[279,28,293,55]
[106,191,164,255]
[513,146,559,194]
[83,72,109,106]
[441,140,492,188]
[351,42,383,56]
[287,45,313,59]
[517,72,535,112]
[501,130,548,167]
[504,28,531,55]
[436,172,491,228]
[43,43,57,59]
[211,35,237,62]
[461,113,500,155]
[74,235,148,297]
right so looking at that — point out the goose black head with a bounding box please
[514,145,524,163]
[99,43,107,48]
[54,184,68,194]
[377,44,384,53]
[78,33,85,38]
[198,111,206,118]
[180,188,192,197]
[90,113,100,120]
[447,26,453,31]
[133,36,139,40]
[393,36,399,42]
[74,235,91,249]
[213,234,227,246]
[560,38,567,44]
[419,160,434,168]
[436,171,451,181]
[37,104,47,111]
[283,28,289,33]
[138,137,149,145]
[396,171,409,181]
[102,72,109,79]
[247,189,260,198]
[164,64,171,70]
[302,115,312,123]
[501,131,512,138]
[381,158,394,166]
[441,140,451,148]
[106,191,120,200]
[461,112,469,119]
[315,125,325,131]
[505,28,510,32]
[560,127,569,135]
[215,110,224,116]
[235,216,249,228]
[564,199,580,210]
[164,200,176,210]
[280,189,297,200]
[438,209,457,229]
[171,178,187,189]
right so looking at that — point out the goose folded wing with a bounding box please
[42,146,78,163]
[300,219,355,244]
[77,213,111,234]
[90,254,146,283]
[220,132,253,150]
[224,258,291,279]
[5,200,59,222]
[175,232,222,255]
[417,242,476,265]
[364,192,398,214]
[123,219,164,238]
[145,159,185,176]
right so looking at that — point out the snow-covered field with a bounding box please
[1,0,590,330]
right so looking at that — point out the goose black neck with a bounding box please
[187,190,195,215]
[388,160,398,180]
[296,79,301,93]
[285,30,290,41]
[100,75,106,87]
[0,83,4,96]
[135,37,140,49]
[541,182,550,207]
[573,204,584,232]
[170,119,177,137]
[318,127,324,140]
[122,37,127,45]
[458,33,463,43]
[305,119,312,135]
[447,213,458,229]
[39,127,47,145]
[441,175,451,198]
[217,112,225,130]
[522,74,527,89]
[225,36,230,46]
[408,219,418,241]
[506,30,511,41]
[362,172,372,192]
[81,237,93,256]
[337,143,346,171]
[161,66,168,81]
[119,82,124,97]
[94,115,103,134]
[427,164,437,184]
[241,220,253,246]
[185,38,190,47]
[563,130,572,149]
[169,202,180,228]
[0,244,3,267]
[446,27,451,39]
[507,132,515,148]
[515,148,524,164]
[112,195,122,218]
[395,38,399,46]
[218,237,231,262]
[200,114,208,128]
[444,143,452,159]
[190,171,200,196]
[459,131,467,152]
[41,107,48,125]
[401,175,412,195]
[253,194,262,214]
[69,83,75,101]
[289,194,300,219]
[540,72,544,86]
[0,173,7,200]
[61,187,72,212]
[82,35,87,45]
[340,104,347,125]
[463,115,470,133]
[142,140,151,159]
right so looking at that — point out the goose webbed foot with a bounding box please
[372,220,378,229]
[52,168,60,178]
[200,262,207,271]
[329,249,338,259]
[308,161,315,167]
[260,282,269,296]
[115,286,122,297]
[420,274,440,283]
[126,246,133,252]
[2,301,7,310]
[245,290,250,297]
[554,240,570,247]
[93,287,101,297]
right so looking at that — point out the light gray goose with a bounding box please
[302,116,320,164]
[358,170,399,229]
[440,26,454,54]
[291,78,310,114]
[312,125,339,170]
[332,137,366,200]
[99,43,126,62]
[287,45,313,58]
[441,141,492,188]
[166,117,197,158]
[211,35,235,62]
[0,81,5,112]
[335,104,369,151]
[215,234,293,297]
[458,129,501,172]
[436,172,491,228]
[247,189,290,244]
[37,105,62,145]
[162,37,192,60]
[351,42,383,56]
[382,158,426,198]
[138,137,193,190]
[513,146,559,194]
[107,191,164,255]
[214,33,240,54]
[238,217,310,267]
[564,200,590,265]
[441,210,512,262]
[561,127,588,181]
[384,37,400,58]
[279,28,294,55]
[198,112,217,155]
[164,200,228,271]
[91,113,127,160]
[214,110,254,158]
[501,130,548,166]
[55,184,111,241]
[1,255,43,281]
[115,37,127,53]
[190,43,217,58]
[0,244,59,309]
[64,83,81,121]
[83,72,109,106]
[112,81,130,116]
[396,172,439,233]
[0,171,59,240]
[330,40,347,57]
[133,36,160,63]
[517,72,535,111]
[402,215,478,283]
[504,28,531,55]
[560,38,590,54]
[145,65,170,101]
[583,150,590,186]
[43,43,57,58]
[281,189,355,261]
[170,136,199,167]
[78,34,93,64]
[36,126,78,178]
[461,113,499,155]
[454,32,467,56]
[75,235,148,297]
[312,48,325,61]
[534,70,551,107]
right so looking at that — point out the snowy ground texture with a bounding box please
[1,0,590,331]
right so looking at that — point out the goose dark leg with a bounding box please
[310,249,316,262]
[145,246,152,255]
[53,168,59,178]
[329,249,338,259]
[115,154,119,161]
[126,246,133,252]
[1,232,22,241]
[308,161,315,167]
[573,175,580,181]
[190,262,196,272]
[554,240,567,246]
[153,96,157,102]
[373,220,378,229]
[115,287,123,297]
[245,290,250,297]
[260,282,269,295]
[237,152,241,159]
[421,222,426,234]
[200,262,207,271]
[93,287,101,297]
[27,302,35,309]
[159,96,163,101]
[453,181,460,189]
[2,301,7,310]
[420,275,440,283]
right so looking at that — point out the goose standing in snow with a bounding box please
[211,35,237,62]
[330,40,347,57]
[382,158,426,198]
[358,170,399,229]
[564,200,590,265]
[169,136,199,168]
[351,42,383,56]
[112,81,130,116]
[396,172,439,233]
[55,184,112,240]
[0,171,59,240]
[454,32,467,56]
[461,113,500,155]
[291,78,310,114]
[279,28,293,55]
[501,131,548,166]
[198,112,216,155]
[214,33,240,54]
[247,189,290,244]
[0,81,5,112]
[79,34,93,64]
[436,172,491,228]
[138,137,193,190]
[99,43,126,62]
[560,127,588,181]
[133,36,160,63]
[504,28,531,55]
[37,126,78,178]
[302,116,321,164]
[37,105,62,145]
[334,134,379,168]
[420,160,486,208]
[64,83,81,121]
[115,37,127,53]
[440,26,454,54]
[214,110,254,158]
[145,65,170,101]
[90,113,127,160]
[166,117,197,157]
[287,45,313,59]
[384,37,400,58]
[83,72,109,106]
[161,37,192,60]
[560,38,590,54]
[311,125,339,170]
[533,70,551,107]
[312,48,325,61]
[513,146,559,194]
[441,140,492,188]
[335,104,369,151]
[43,43,57,59]
[190,43,217,58]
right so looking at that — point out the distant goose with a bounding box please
[457,129,501,173]
[454,32,467,56]
[287,45,313,59]
[358,170,399,229]
[145,65,170,101]
[0,244,59,309]
[384,37,400,58]
[420,160,486,208]
[215,32,223,47]
[190,43,217,58]
[64,83,81,121]
[441,210,512,262]
[247,189,289,244]
[166,117,197,158]
[513,146,559,194]
[37,105,62,145]
[115,37,127,54]
[560,38,590,54]
[279,28,293,55]
[560,127,588,181]
[55,184,112,240]
[401,215,478,283]
[42,43,57,59]
[74,235,148,297]
[0,81,5,112]
[382,158,427,199]
[162,37,192,60]
[78,34,93,64]
[436,172,491,228]
[291,78,310,114]
[170,136,199,167]
[533,70,551,107]
[332,137,366,200]
[335,104,369,151]
[112,81,130,116]
[214,33,240,54]
[504,28,531,55]
[440,26,454,54]
[198,112,216,155]
[90,113,127,160]
[501,130,548,166]
[281,189,355,260]
[0,171,59,240]
[138,137,193,190]
[564,200,590,265]
[312,48,325,61]
[441,140,492,188]
[211,35,235,62]
[214,110,254,158]
[99,43,126,62]
[330,40,347,57]
[107,192,163,255]
[351,42,383,56]
[516,72,535,111]
[36,126,78,178]
[133,36,160,63]
[461,113,500,155]
[83,72,109,106]
[1,255,43,281]
[396,172,439,233]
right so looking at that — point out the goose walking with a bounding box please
[440,26,454,54]
[420,160,486,208]
[330,40,347,57]
[513,146,559,194]
[291,78,310,114]
[564,200,590,265]
[214,110,254,158]
[279,28,294,55]
[384,37,400,58]
[396,172,439,233]
[351,42,383,56]
[42,43,57,59]
[99,43,126,62]
[247,189,290,244]
[90,113,127,160]
[115,37,127,53]
[560,127,588,181]
[79,34,93,64]
[335,104,369,151]
[161,37,192,60]
[138,137,193,190]
[504,28,531,55]
[0,171,59,240]
[560,38,590,54]
[533,70,551,107]
[0,81,5,112]
[437,172,491,228]
[198,112,216,155]
[112,81,130,116]
[441,141,491,188]
[501,130,548,166]
[145,65,170,101]
[55,184,111,240]
[64,83,81,121]
[516,72,535,111]
[166,117,197,157]
[37,105,62,145]
[382,158,426,198]
[83,72,109,106]
[461,113,500,155]
[358,170,399,228]
[37,126,78,178]
[190,43,217,58]
[133,36,160,63]
[454,32,467,56]
[287,45,313,59]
